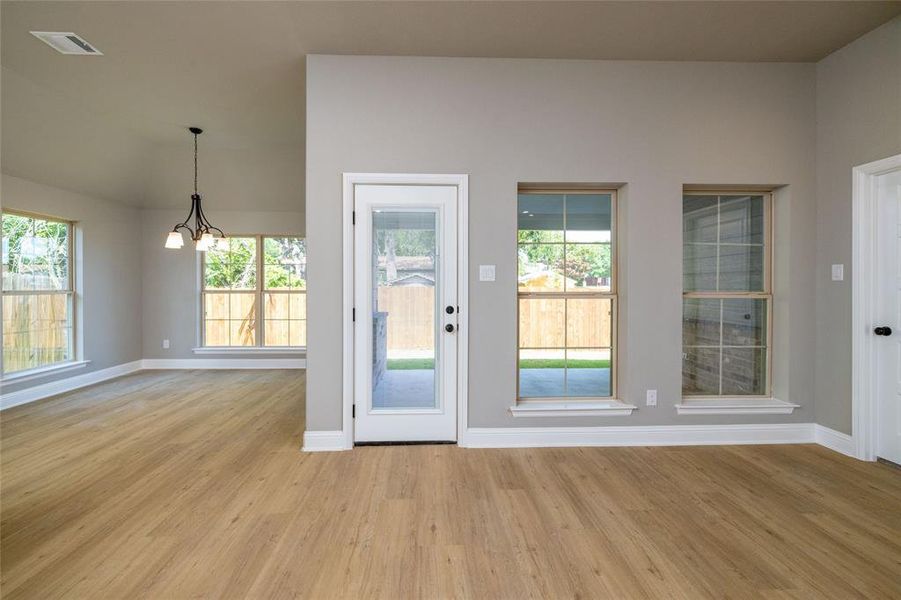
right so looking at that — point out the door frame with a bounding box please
[852,153,901,461]
[341,173,469,449]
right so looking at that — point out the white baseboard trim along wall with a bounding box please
[0,362,863,461]
[141,358,306,370]
[1,360,144,410]
[302,423,867,459]
[1,358,306,410]
[301,430,346,452]
[813,424,857,458]
[462,423,815,448]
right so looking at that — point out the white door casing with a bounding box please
[852,154,901,462]
[344,175,468,445]
[875,169,901,464]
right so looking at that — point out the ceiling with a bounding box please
[2,1,900,209]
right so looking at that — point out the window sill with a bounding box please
[510,400,637,418]
[1,360,91,384]
[192,347,306,355]
[675,398,799,415]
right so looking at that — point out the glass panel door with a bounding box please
[371,210,439,410]
[353,182,458,443]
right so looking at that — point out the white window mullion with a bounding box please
[562,194,568,396]
[715,196,721,293]
[257,234,264,348]
[718,298,724,396]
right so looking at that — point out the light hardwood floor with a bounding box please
[1,370,900,599]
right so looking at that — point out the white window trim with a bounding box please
[675,397,798,415]
[0,359,90,384]
[192,346,305,355]
[682,191,774,401]
[516,188,619,403]
[510,399,636,417]
[198,234,306,350]
[1,210,80,378]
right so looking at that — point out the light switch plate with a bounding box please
[831,264,844,281]
[646,389,657,407]
[479,265,496,281]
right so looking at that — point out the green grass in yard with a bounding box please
[387,358,610,370]
[387,358,435,370]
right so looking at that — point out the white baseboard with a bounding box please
[1,358,306,410]
[0,365,864,463]
[141,358,306,369]
[462,423,816,448]
[1,360,144,410]
[814,424,857,458]
[301,423,863,456]
[302,430,349,452]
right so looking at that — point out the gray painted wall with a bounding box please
[1,174,143,393]
[1,179,305,395]
[306,56,818,431]
[140,209,305,359]
[814,17,901,434]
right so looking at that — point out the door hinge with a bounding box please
[352,210,356,225]
[352,404,355,418]
[352,307,356,322]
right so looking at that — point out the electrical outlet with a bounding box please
[646,389,657,407]
[162,339,170,349]
[831,264,844,281]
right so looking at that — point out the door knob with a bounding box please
[445,324,455,333]
[445,305,455,314]
[874,326,893,336]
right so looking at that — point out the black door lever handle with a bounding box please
[874,326,893,336]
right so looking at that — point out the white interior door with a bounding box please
[875,168,901,464]
[353,184,458,442]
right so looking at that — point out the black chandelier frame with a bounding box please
[170,127,226,243]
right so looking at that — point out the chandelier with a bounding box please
[164,127,226,251]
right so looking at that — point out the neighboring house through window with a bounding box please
[682,192,772,397]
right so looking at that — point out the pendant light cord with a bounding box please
[193,132,199,195]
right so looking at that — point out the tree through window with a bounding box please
[2,211,75,375]
[201,235,306,347]
[516,189,616,399]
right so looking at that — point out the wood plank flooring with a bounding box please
[1,369,900,599]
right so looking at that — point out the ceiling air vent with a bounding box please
[30,32,102,55]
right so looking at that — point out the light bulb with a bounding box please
[165,231,184,249]
[196,232,214,251]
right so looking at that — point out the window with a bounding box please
[201,235,306,348]
[2,211,75,375]
[682,193,771,397]
[517,189,616,400]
